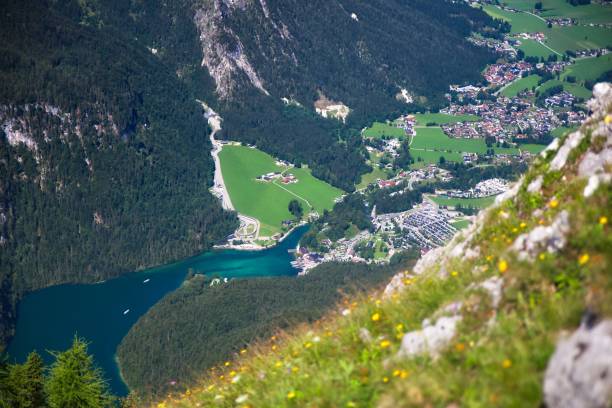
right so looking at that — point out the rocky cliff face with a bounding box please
[162,83,611,408]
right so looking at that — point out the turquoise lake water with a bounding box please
[8,226,307,396]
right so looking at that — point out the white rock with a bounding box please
[527,175,544,194]
[478,276,504,308]
[512,210,570,260]
[550,131,585,171]
[544,319,612,408]
[584,175,600,198]
[397,315,462,359]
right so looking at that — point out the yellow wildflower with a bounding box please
[380,340,391,349]
[304,342,313,349]
[229,371,237,377]
[272,345,277,351]
[375,299,382,306]
[520,222,527,228]
[346,402,357,408]
[393,369,401,377]
[455,342,466,352]
[371,313,381,322]
[512,227,518,233]
[549,199,559,209]
[224,361,231,367]
[502,359,512,368]
[578,253,590,265]
[291,366,299,373]
[240,348,247,354]
[274,361,283,368]
[395,323,404,332]
[600,216,608,225]
[383,376,389,383]
[400,370,409,379]
[498,259,508,273]
[605,114,612,124]
[287,391,296,400]
[539,253,546,261]
[451,270,458,277]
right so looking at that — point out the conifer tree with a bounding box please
[45,337,113,408]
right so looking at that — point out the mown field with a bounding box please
[537,78,592,99]
[518,39,556,59]
[412,113,480,125]
[428,194,497,209]
[362,122,406,139]
[219,145,342,236]
[501,74,541,97]
[482,4,612,52]
[561,54,612,81]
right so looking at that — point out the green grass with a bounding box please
[451,219,472,230]
[357,166,387,190]
[536,79,592,99]
[363,122,406,139]
[519,39,556,59]
[412,113,480,125]
[219,145,342,236]
[546,25,612,52]
[428,194,497,209]
[539,0,612,24]
[561,54,612,81]
[551,125,578,138]
[501,74,541,97]
[519,143,547,154]
[483,4,612,52]
[483,5,547,33]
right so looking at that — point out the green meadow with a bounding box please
[538,0,612,24]
[483,5,547,33]
[537,78,592,99]
[501,74,541,97]
[219,145,342,236]
[362,122,406,139]
[428,194,497,209]
[413,113,480,125]
[561,54,612,81]
[551,125,578,138]
[518,39,556,59]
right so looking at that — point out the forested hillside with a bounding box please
[117,252,419,399]
[0,0,499,349]
[0,0,237,347]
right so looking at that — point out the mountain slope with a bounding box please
[160,84,612,407]
[0,0,238,347]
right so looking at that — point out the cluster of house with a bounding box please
[468,36,517,57]
[449,84,482,99]
[257,172,298,184]
[544,91,576,108]
[441,95,563,141]
[517,32,546,42]
[573,48,610,58]
[483,62,533,86]
[394,114,417,136]
[440,178,510,199]
[546,17,575,27]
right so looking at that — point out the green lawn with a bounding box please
[561,54,612,81]
[483,5,547,33]
[429,194,497,209]
[539,0,612,24]
[363,122,406,139]
[518,39,556,59]
[501,74,541,97]
[484,4,612,52]
[547,25,612,52]
[219,145,343,236]
[357,166,387,190]
[412,113,480,125]
[411,127,519,155]
[519,143,547,154]
[536,78,592,99]
[451,219,472,230]
[551,126,578,138]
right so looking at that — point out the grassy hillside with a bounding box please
[219,145,342,236]
[157,84,612,407]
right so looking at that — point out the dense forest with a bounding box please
[117,253,419,399]
[0,0,238,348]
